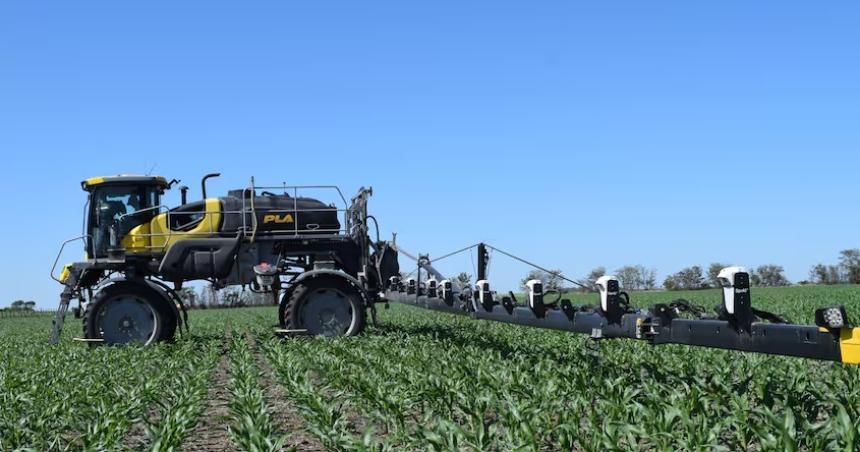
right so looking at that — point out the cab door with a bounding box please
[90,185,158,257]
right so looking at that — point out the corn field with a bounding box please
[1,285,859,451]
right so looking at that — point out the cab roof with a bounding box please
[82,175,170,191]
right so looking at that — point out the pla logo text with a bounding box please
[262,214,295,224]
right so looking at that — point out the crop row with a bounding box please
[0,317,223,451]
[277,297,860,451]
[2,285,859,451]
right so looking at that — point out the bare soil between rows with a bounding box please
[181,323,235,452]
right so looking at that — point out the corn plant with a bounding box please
[226,331,289,452]
[1,286,859,451]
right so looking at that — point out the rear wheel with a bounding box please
[282,274,366,337]
[84,282,176,345]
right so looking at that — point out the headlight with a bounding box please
[815,305,850,330]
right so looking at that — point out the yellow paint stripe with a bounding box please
[840,328,860,364]
[82,176,106,188]
[59,264,72,283]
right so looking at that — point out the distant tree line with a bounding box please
[514,249,860,292]
[520,269,567,291]
[176,285,278,310]
[8,249,860,311]
[2,300,37,311]
[0,300,47,318]
[808,249,860,285]
[520,264,789,292]
[521,265,660,292]
[662,264,789,290]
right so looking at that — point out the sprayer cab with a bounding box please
[81,175,172,258]
[51,174,394,347]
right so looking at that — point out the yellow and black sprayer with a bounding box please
[50,174,858,365]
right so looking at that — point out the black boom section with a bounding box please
[381,244,859,363]
[652,319,842,361]
[473,305,646,338]
[158,237,241,281]
[384,288,848,363]
[386,291,646,339]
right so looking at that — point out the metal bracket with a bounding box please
[274,328,310,335]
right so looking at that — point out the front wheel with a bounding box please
[282,274,366,337]
[84,282,176,345]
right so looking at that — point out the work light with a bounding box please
[815,305,850,330]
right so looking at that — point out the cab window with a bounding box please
[94,186,158,233]
[169,201,206,231]
[89,185,158,257]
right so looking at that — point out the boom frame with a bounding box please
[384,243,860,365]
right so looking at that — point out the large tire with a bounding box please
[282,274,366,337]
[84,281,177,345]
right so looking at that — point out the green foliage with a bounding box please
[809,248,860,285]
[707,263,729,288]
[0,317,221,451]
[587,266,606,282]
[175,287,199,308]
[454,272,472,287]
[754,265,791,287]
[1,286,859,450]
[810,263,844,285]
[520,269,565,291]
[615,265,657,290]
[227,329,288,452]
[575,266,607,292]
[664,265,708,290]
[840,249,860,284]
[5,300,36,311]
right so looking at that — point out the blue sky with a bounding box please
[1,1,858,308]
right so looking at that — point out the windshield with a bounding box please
[90,185,159,256]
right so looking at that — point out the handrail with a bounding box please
[96,183,361,253]
[250,177,258,244]
[50,235,92,283]
[117,204,171,223]
[253,184,349,207]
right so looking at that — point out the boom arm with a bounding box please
[384,243,860,365]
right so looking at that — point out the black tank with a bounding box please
[221,190,341,234]
[167,190,341,235]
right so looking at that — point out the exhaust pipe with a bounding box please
[201,173,221,199]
